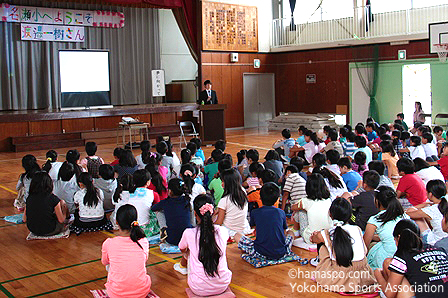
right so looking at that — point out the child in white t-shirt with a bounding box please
[422,133,439,162]
[406,179,448,245]
[400,136,426,160]
[215,168,252,237]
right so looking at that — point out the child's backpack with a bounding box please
[86,157,103,178]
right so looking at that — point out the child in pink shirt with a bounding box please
[175,194,232,296]
[101,204,151,298]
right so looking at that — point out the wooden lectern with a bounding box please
[198,104,227,145]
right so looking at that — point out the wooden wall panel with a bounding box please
[95,116,123,131]
[0,122,29,151]
[62,118,95,132]
[151,113,176,126]
[29,120,62,136]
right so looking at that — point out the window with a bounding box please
[282,0,354,23]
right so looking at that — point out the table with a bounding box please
[116,122,150,149]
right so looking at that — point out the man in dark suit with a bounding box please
[197,80,218,105]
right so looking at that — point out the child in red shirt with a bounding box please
[396,158,427,208]
[437,145,448,181]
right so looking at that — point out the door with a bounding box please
[243,73,275,128]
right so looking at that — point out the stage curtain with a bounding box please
[0,0,161,110]
[108,0,198,62]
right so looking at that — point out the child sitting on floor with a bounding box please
[396,158,427,208]
[368,160,394,189]
[187,142,204,167]
[156,141,174,180]
[406,179,448,246]
[247,169,280,209]
[175,194,233,297]
[209,158,232,205]
[80,142,104,178]
[53,161,79,214]
[145,153,168,201]
[42,150,63,182]
[110,147,122,166]
[364,186,408,270]
[413,157,445,186]
[282,165,307,236]
[310,198,376,293]
[374,219,448,297]
[325,149,341,176]
[215,168,252,237]
[272,128,296,161]
[102,204,152,298]
[113,149,138,180]
[93,165,117,212]
[204,149,223,187]
[400,136,426,161]
[136,140,151,170]
[352,151,368,176]
[380,140,400,184]
[16,155,41,207]
[422,133,439,162]
[190,137,205,163]
[353,135,372,164]
[111,174,133,229]
[127,169,159,237]
[291,173,333,245]
[342,131,357,158]
[242,162,264,189]
[151,178,192,246]
[71,172,113,235]
[180,163,206,226]
[338,157,362,192]
[235,182,295,261]
[344,171,380,231]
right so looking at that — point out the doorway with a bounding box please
[402,64,432,126]
[243,73,275,128]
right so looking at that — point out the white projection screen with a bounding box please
[59,50,112,109]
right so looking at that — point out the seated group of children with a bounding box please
[16,116,448,297]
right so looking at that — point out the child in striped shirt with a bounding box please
[282,165,307,236]
[342,131,357,158]
[243,162,264,189]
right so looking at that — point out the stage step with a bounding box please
[11,133,84,152]
[12,132,82,145]
[267,113,338,132]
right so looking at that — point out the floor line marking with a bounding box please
[23,259,172,297]
[226,141,270,151]
[0,259,101,285]
[0,185,18,195]
[0,283,14,298]
[100,231,116,238]
[229,284,267,298]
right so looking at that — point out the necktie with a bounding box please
[207,90,211,97]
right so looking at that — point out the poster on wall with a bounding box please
[1,3,125,28]
[21,23,85,42]
[202,1,258,52]
[152,70,166,97]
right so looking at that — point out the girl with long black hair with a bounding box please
[175,194,232,296]
[407,179,448,246]
[311,198,376,294]
[364,186,409,270]
[15,154,41,209]
[375,219,448,298]
[66,149,83,180]
[145,152,168,201]
[71,172,113,235]
[215,168,252,237]
[180,163,206,226]
[42,150,63,181]
[102,204,153,297]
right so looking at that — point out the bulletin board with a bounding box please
[202,1,258,52]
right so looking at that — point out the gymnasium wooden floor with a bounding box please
[0,128,343,298]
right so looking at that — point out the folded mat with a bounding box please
[26,228,70,240]
[90,290,159,298]
[2,214,24,224]
[292,237,317,252]
[159,242,181,254]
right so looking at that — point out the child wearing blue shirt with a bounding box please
[366,123,378,142]
[273,129,296,161]
[338,157,362,192]
[296,126,307,146]
[190,138,205,162]
[234,182,295,260]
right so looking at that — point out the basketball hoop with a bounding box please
[435,44,448,62]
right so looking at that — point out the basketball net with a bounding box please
[435,44,448,62]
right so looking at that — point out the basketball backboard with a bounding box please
[429,22,448,54]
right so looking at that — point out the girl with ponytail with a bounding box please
[71,172,113,235]
[110,174,133,229]
[66,149,83,180]
[145,152,168,200]
[175,194,232,296]
[406,179,448,246]
[364,186,409,270]
[102,204,152,298]
[42,150,63,181]
[180,163,206,226]
[289,129,324,164]
[311,198,376,293]
[151,178,192,246]
[375,219,448,297]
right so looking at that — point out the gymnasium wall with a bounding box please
[201,39,439,128]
